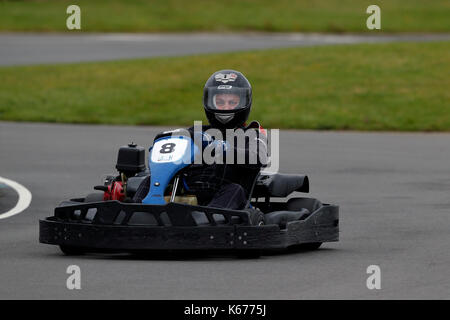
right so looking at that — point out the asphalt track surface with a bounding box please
[1,32,450,66]
[1,121,449,299]
[0,184,18,215]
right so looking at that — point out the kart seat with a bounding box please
[252,173,309,198]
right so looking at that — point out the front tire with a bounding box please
[236,250,262,259]
[295,242,322,251]
[59,245,86,256]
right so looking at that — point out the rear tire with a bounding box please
[295,242,322,251]
[59,245,86,256]
[84,193,104,203]
[287,197,322,213]
[248,209,265,226]
[58,200,82,207]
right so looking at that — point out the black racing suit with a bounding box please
[134,121,268,210]
[183,121,268,210]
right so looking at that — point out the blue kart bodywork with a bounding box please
[143,135,198,205]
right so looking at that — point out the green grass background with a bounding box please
[1,42,449,131]
[0,0,449,33]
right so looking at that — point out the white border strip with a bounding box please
[0,176,32,219]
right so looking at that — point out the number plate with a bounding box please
[151,138,189,163]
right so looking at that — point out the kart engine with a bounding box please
[116,143,146,177]
[115,143,146,198]
[95,143,146,201]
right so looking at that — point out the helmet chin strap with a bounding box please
[215,113,234,124]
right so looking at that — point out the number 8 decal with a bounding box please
[160,143,176,154]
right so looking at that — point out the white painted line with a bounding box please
[0,176,32,219]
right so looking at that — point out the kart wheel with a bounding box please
[59,245,86,256]
[249,210,265,226]
[287,197,322,213]
[84,193,104,203]
[297,242,322,250]
[236,250,262,259]
[58,200,82,207]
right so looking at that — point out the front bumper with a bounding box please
[39,201,339,251]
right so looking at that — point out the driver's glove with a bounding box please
[210,139,230,153]
[193,131,213,148]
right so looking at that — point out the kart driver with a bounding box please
[135,70,267,210]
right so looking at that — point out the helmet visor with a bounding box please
[205,87,250,111]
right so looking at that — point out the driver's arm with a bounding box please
[231,128,268,168]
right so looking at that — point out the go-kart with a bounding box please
[39,131,339,257]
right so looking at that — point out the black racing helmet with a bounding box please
[203,70,252,128]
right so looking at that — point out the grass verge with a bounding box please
[0,0,449,33]
[0,42,449,131]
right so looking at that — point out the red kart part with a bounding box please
[103,181,125,202]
